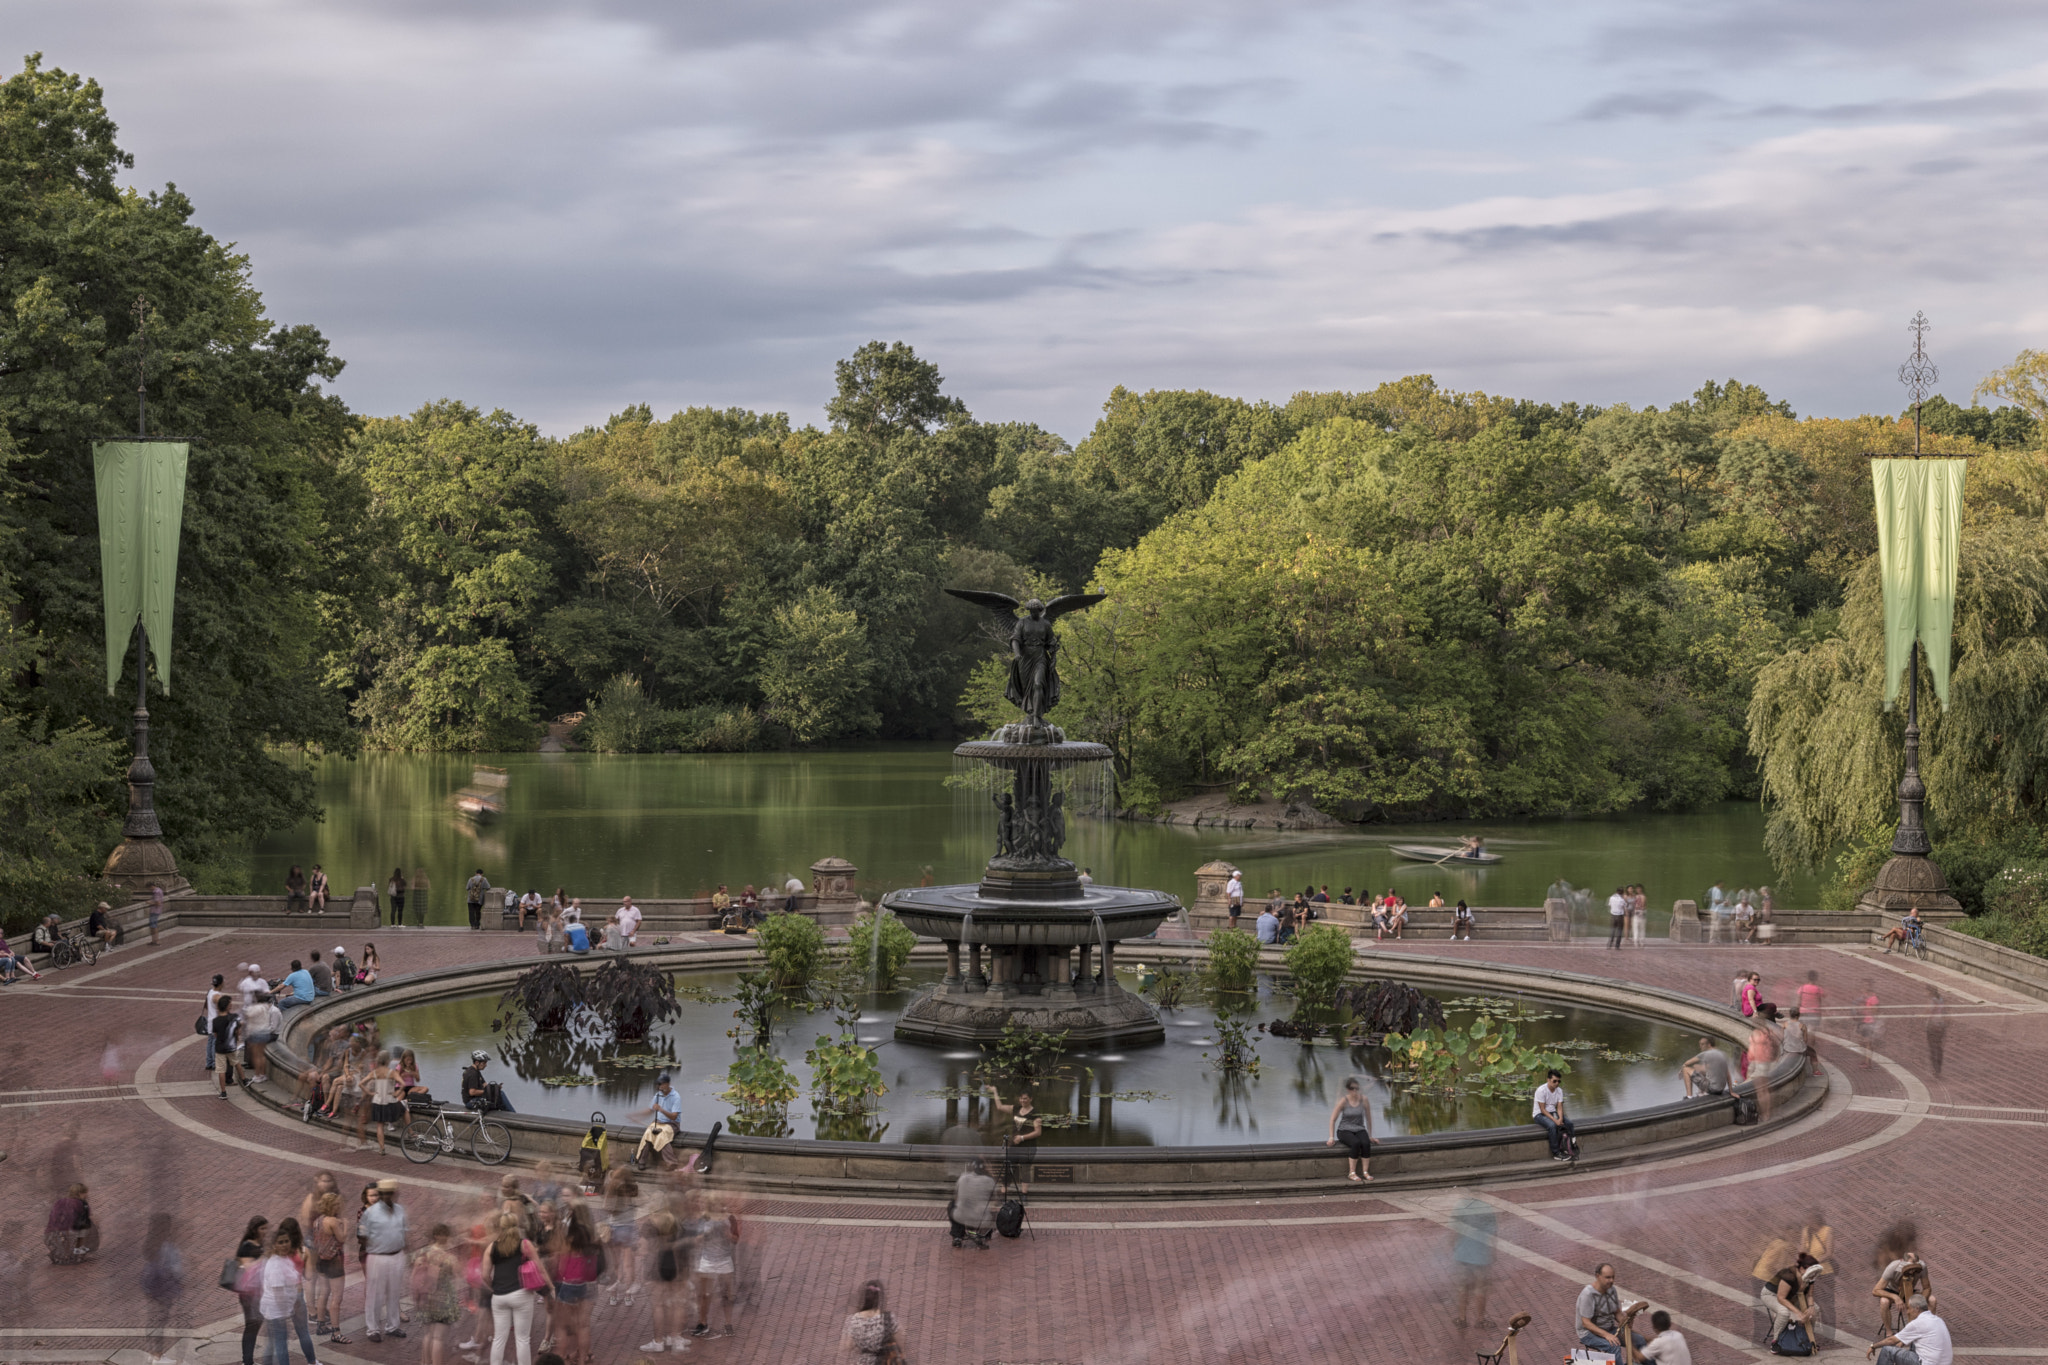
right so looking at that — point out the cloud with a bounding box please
[7,0,2046,438]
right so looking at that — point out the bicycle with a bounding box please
[399,1104,512,1166]
[49,933,100,969]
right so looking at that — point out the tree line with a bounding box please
[7,55,2048,938]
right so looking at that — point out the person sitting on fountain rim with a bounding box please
[1255,901,1279,944]
[462,1051,514,1113]
[1533,1068,1576,1161]
[1681,1037,1733,1098]
[633,1073,684,1169]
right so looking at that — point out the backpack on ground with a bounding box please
[1733,1094,1760,1126]
[995,1199,1025,1239]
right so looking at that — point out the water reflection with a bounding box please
[253,750,1792,925]
[371,964,1694,1147]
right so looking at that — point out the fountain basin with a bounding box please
[883,882,1178,1044]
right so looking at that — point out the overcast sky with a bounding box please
[16,1,2048,439]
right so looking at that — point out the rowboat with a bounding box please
[1389,843,1502,866]
[453,766,508,822]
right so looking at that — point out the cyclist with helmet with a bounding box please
[461,1051,515,1113]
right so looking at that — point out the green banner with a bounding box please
[1871,457,1967,709]
[93,440,189,696]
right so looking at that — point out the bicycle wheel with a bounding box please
[52,942,76,969]
[400,1118,445,1164]
[471,1119,512,1165]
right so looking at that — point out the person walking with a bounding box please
[601,1169,639,1306]
[388,869,407,927]
[1225,870,1243,931]
[485,1212,553,1365]
[363,1052,404,1155]
[1925,990,1950,1077]
[466,870,490,932]
[410,1224,463,1365]
[1325,1076,1374,1181]
[260,1231,305,1365]
[360,1179,410,1343]
[685,1192,739,1339]
[552,1207,603,1358]
[1607,888,1628,949]
[233,1217,271,1365]
[141,1212,185,1365]
[840,1280,903,1365]
[212,997,245,1097]
[147,883,167,946]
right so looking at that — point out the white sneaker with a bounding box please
[457,1341,480,1351]
[640,1341,667,1353]
[667,1336,690,1351]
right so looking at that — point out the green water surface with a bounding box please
[251,748,1789,930]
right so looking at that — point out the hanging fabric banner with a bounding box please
[92,440,189,696]
[1871,456,1967,709]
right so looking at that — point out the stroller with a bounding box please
[578,1112,609,1193]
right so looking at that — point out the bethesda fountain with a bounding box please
[885,589,1175,1045]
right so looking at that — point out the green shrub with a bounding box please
[581,674,670,754]
[1382,1016,1569,1100]
[1953,861,2048,957]
[805,1032,887,1112]
[1283,922,1355,1009]
[846,908,919,987]
[757,910,827,988]
[1205,926,1261,990]
[1203,1017,1261,1074]
[719,1046,798,1112]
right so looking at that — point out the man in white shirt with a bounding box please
[1225,871,1244,925]
[1871,1296,1950,1365]
[1532,1069,1576,1161]
[1640,1310,1692,1365]
[238,963,267,1011]
[1607,889,1628,949]
[783,876,804,912]
[617,896,642,947]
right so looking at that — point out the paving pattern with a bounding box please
[2,924,2041,1364]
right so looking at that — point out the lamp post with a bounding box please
[1857,313,1963,918]
[97,295,189,894]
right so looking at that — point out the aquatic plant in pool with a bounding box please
[381,963,1698,1147]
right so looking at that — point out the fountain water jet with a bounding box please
[888,589,1174,1045]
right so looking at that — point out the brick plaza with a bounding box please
[1,924,2036,1364]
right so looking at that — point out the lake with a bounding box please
[251,747,1791,932]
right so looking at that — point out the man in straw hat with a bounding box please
[360,1178,409,1342]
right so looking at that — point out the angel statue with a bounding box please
[945,589,1108,724]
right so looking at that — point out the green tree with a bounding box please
[0,55,360,886]
[342,401,557,749]
[758,587,878,744]
[1749,519,2048,880]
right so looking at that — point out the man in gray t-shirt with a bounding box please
[1682,1037,1732,1097]
[1576,1263,1648,1357]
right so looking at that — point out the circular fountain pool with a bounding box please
[367,962,1704,1149]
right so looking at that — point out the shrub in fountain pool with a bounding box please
[848,909,918,987]
[756,912,827,987]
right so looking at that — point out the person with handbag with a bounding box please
[226,1217,271,1365]
[485,1212,554,1365]
[841,1279,906,1365]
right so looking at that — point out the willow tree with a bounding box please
[1749,517,2048,884]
